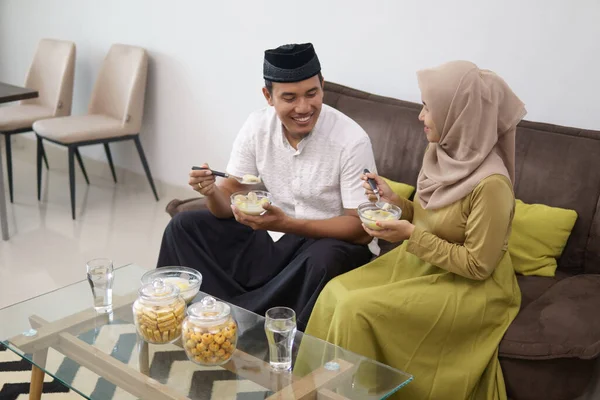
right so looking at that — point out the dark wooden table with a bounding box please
[0,82,38,104]
[0,82,39,240]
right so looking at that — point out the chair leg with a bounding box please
[4,135,13,203]
[103,143,117,183]
[133,136,159,201]
[74,147,90,185]
[41,143,49,169]
[68,147,76,220]
[36,136,43,201]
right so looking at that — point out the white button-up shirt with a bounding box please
[226,104,377,221]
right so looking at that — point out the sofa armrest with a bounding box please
[165,197,208,217]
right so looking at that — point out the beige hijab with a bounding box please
[416,60,526,210]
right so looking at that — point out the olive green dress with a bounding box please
[305,175,521,399]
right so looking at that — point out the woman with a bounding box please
[305,61,526,399]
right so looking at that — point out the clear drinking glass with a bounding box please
[265,307,297,371]
[86,258,114,313]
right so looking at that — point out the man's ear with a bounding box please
[321,76,325,91]
[262,87,274,106]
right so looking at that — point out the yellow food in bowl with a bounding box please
[162,277,198,304]
[233,191,270,215]
[361,209,397,230]
[241,174,261,184]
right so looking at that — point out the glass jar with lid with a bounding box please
[182,295,238,366]
[133,278,186,344]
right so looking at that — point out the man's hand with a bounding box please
[231,202,291,232]
[363,219,415,243]
[189,163,217,196]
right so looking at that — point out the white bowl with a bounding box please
[141,267,202,304]
[358,202,401,231]
[230,190,272,216]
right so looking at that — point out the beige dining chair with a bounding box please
[33,44,159,219]
[0,38,76,202]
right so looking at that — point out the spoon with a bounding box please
[363,168,388,209]
[192,166,261,185]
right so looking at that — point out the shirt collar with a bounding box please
[278,106,326,153]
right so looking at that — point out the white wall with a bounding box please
[1,0,599,188]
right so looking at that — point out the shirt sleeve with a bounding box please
[226,115,258,178]
[406,175,514,280]
[340,136,377,209]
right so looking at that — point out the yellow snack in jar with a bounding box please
[169,329,177,341]
[158,320,177,331]
[153,330,162,342]
[214,334,225,344]
[201,350,212,358]
[190,348,199,356]
[156,307,174,317]
[162,331,169,342]
[209,356,219,364]
[157,312,175,323]
[186,340,195,349]
[196,342,207,352]
[216,349,226,357]
[142,309,157,320]
[209,342,220,352]
[223,328,235,339]
[173,303,185,317]
[201,333,214,344]
[221,340,232,350]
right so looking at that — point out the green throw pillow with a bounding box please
[508,199,577,277]
[381,177,415,200]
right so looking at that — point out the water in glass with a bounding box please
[86,259,114,313]
[265,307,296,371]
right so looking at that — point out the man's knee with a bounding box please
[168,210,214,234]
[305,239,369,278]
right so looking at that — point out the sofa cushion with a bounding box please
[166,197,207,217]
[513,121,600,274]
[587,196,600,274]
[381,177,415,200]
[500,274,600,360]
[516,272,570,310]
[500,357,596,400]
[323,83,428,185]
[509,200,578,277]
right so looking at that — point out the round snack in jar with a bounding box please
[181,296,238,366]
[133,279,186,344]
[230,190,271,216]
[358,201,402,231]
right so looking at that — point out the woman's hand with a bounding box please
[362,220,415,243]
[361,172,400,205]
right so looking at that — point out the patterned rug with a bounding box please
[0,320,274,399]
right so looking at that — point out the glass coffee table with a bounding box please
[0,264,412,399]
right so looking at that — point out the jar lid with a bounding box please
[138,278,180,302]
[187,296,231,325]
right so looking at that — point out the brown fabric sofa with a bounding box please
[166,82,600,400]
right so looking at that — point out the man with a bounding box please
[157,43,376,330]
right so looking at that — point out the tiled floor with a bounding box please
[0,136,191,309]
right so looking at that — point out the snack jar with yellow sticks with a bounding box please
[133,278,186,344]
[182,295,238,366]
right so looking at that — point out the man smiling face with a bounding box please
[263,73,324,142]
